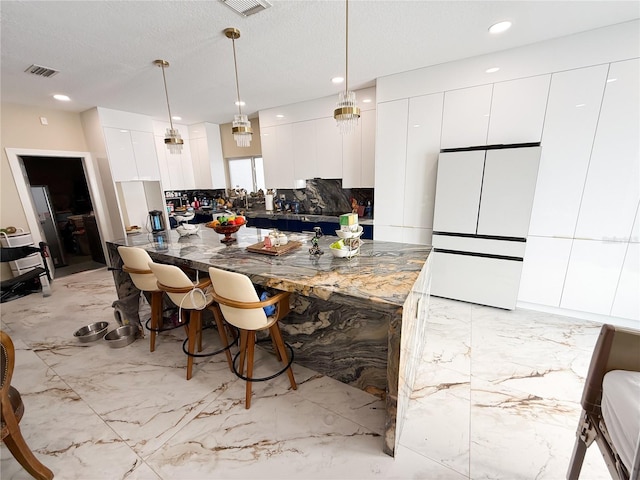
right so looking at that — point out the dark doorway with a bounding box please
[21,156,106,278]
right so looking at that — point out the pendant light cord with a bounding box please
[231,37,243,116]
[345,0,349,94]
[159,63,175,131]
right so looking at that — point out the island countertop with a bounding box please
[107,225,432,457]
[112,225,428,310]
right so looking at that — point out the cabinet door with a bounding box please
[104,127,138,181]
[432,150,485,234]
[360,109,376,188]
[441,85,492,149]
[487,75,551,145]
[191,137,213,189]
[374,99,408,230]
[611,243,640,320]
[404,93,443,230]
[293,120,317,181]
[341,116,362,188]
[275,124,295,188]
[155,136,173,190]
[476,146,541,238]
[130,131,159,180]
[528,65,608,237]
[261,126,278,188]
[316,117,342,179]
[179,140,195,190]
[574,58,640,242]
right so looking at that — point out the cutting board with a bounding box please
[246,240,302,256]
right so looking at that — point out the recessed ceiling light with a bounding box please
[53,94,70,101]
[235,101,246,106]
[607,78,618,83]
[485,67,500,73]
[575,104,586,108]
[362,98,372,103]
[120,129,128,133]
[489,21,512,34]
[331,76,344,84]
[413,124,421,128]
[172,116,182,121]
[276,114,285,118]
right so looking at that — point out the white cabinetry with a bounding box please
[374,99,408,240]
[431,145,541,309]
[441,85,492,149]
[343,110,376,188]
[315,117,342,179]
[262,124,295,189]
[487,75,550,145]
[611,243,640,320]
[153,122,193,190]
[528,65,608,237]
[189,123,225,189]
[293,120,318,181]
[574,58,640,242]
[104,128,159,182]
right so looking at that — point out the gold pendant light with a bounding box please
[154,59,184,154]
[225,27,253,148]
[334,0,360,134]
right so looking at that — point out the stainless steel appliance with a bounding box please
[30,185,66,267]
[149,210,165,232]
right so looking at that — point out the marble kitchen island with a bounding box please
[107,226,432,456]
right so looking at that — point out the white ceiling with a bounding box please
[1,1,638,126]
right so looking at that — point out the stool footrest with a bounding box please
[182,324,238,358]
[145,316,189,333]
[232,339,294,383]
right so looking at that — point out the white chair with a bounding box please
[148,263,234,380]
[208,267,297,409]
[118,246,171,352]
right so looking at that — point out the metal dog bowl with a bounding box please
[74,322,109,343]
[104,325,137,348]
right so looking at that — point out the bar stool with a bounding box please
[148,263,234,380]
[208,267,297,409]
[118,246,176,352]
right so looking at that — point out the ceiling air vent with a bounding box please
[220,0,272,17]
[25,64,59,78]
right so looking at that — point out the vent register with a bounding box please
[24,64,59,78]
[220,0,271,16]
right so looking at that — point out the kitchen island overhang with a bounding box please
[107,226,432,456]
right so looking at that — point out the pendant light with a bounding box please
[154,59,183,154]
[334,0,360,134]
[224,27,253,148]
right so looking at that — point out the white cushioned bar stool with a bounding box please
[148,262,234,380]
[208,267,297,409]
[118,246,183,352]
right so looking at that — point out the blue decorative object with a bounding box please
[260,291,276,316]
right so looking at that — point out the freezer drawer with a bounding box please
[430,250,524,309]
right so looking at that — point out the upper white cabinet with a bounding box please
[316,117,342,179]
[528,65,608,238]
[343,110,376,188]
[104,127,159,182]
[293,120,318,181]
[262,124,295,189]
[440,85,492,149]
[188,123,225,190]
[374,99,408,236]
[611,243,640,320]
[574,58,640,242]
[477,146,541,238]
[487,75,551,145]
[404,93,443,230]
[432,150,485,234]
[153,122,194,190]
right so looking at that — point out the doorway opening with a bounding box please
[21,156,106,278]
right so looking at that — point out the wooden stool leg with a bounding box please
[271,336,282,361]
[186,310,200,380]
[270,323,297,390]
[238,329,248,376]
[149,291,163,352]
[182,310,189,337]
[246,330,255,409]
[210,305,234,372]
[3,430,54,480]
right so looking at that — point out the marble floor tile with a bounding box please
[0,269,618,479]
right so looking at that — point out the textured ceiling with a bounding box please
[1,1,638,125]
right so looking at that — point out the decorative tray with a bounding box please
[246,241,302,256]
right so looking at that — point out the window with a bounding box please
[228,157,265,193]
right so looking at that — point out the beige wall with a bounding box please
[1,103,88,278]
[219,117,262,159]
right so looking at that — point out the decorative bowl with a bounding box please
[335,226,363,239]
[74,322,109,342]
[176,224,200,237]
[104,325,137,348]
[209,223,242,243]
[329,239,362,258]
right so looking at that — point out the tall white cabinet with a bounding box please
[430,145,541,309]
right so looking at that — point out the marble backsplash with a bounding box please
[277,178,374,216]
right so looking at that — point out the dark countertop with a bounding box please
[191,208,375,226]
[112,225,427,309]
